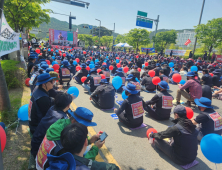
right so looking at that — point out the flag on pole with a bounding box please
[184,39,191,46]
[76,28,78,32]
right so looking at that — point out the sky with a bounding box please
[41,0,222,34]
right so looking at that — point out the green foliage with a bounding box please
[195,18,222,59]
[78,34,93,46]
[4,0,51,32]
[168,43,179,50]
[100,36,113,48]
[115,34,128,44]
[91,26,113,37]
[1,61,26,89]
[153,30,177,51]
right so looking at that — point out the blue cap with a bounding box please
[81,63,86,69]
[36,73,56,85]
[95,63,100,67]
[156,63,160,67]
[174,105,186,116]
[68,107,97,126]
[194,97,213,109]
[100,79,108,84]
[187,71,195,77]
[40,64,49,70]
[116,68,123,72]
[47,152,76,170]
[62,60,70,66]
[46,68,54,73]
[86,60,91,64]
[158,81,169,90]
[89,68,97,74]
[122,83,139,94]
[126,74,134,80]
[102,65,107,68]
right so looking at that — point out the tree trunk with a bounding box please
[207,45,213,61]
[136,42,138,53]
[0,62,11,111]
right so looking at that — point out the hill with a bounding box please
[36,17,119,39]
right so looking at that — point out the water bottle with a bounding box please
[149,132,153,144]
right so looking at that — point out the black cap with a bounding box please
[173,105,186,117]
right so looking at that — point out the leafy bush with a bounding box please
[1,60,27,89]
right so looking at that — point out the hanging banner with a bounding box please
[216,55,222,63]
[0,12,20,57]
[165,49,191,56]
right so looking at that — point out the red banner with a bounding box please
[49,29,54,45]
[216,55,222,62]
[184,39,191,46]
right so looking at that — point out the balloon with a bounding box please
[83,51,87,55]
[145,62,148,66]
[100,74,106,79]
[102,62,106,65]
[76,58,80,63]
[179,80,186,85]
[172,73,182,83]
[55,70,59,73]
[59,50,61,53]
[200,134,222,163]
[122,91,128,100]
[117,63,121,68]
[116,57,119,59]
[142,64,145,69]
[185,107,194,119]
[116,59,119,63]
[81,76,87,83]
[86,66,90,71]
[48,48,51,52]
[46,60,50,65]
[152,76,161,85]
[0,122,5,130]
[123,67,129,73]
[148,70,155,77]
[90,60,94,64]
[137,68,141,72]
[36,49,40,54]
[51,49,53,52]
[169,62,174,68]
[52,61,58,66]
[25,78,30,87]
[0,126,6,152]
[67,87,79,99]
[146,128,158,139]
[40,53,42,56]
[73,61,77,65]
[52,56,55,60]
[112,76,123,90]
[95,59,99,63]
[109,65,114,70]
[97,69,102,73]
[89,64,95,69]
[76,66,81,71]
[136,55,139,58]
[18,104,29,121]
[53,64,60,70]
[209,73,214,77]
[191,66,198,72]
[63,53,66,57]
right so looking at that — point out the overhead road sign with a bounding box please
[136,17,153,29]
[137,11,147,17]
[51,0,90,8]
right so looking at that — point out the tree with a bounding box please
[100,36,113,48]
[153,30,177,52]
[115,34,128,44]
[78,34,94,47]
[4,0,51,32]
[168,43,179,50]
[92,36,99,46]
[194,18,222,60]
[126,28,150,52]
[91,26,112,37]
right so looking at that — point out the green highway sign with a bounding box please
[137,11,147,17]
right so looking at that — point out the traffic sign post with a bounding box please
[137,11,147,17]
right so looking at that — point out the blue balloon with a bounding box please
[172,68,174,71]
[48,48,51,52]
[142,64,145,68]
[56,50,58,53]
[18,104,29,121]
[179,80,186,85]
[116,59,119,63]
[191,66,198,72]
[89,64,95,69]
[52,56,55,60]
[122,91,128,100]
[112,76,123,90]
[90,61,94,64]
[73,61,77,65]
[52,61,58,66]
[67,87,79,99]
[200,134,222,163]
[106,56,109,59]
[0,122,5,130]
[169,62,174,68]
[95,59,99,63]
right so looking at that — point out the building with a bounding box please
[78,39,85,47]
[176,30,199,48]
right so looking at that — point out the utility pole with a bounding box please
[192,0,205,58]
[95,19,101,47]
[153,15,159,48]
[70,12,71,31]
[113,23,115,51]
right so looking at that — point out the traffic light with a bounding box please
[82,26,88,29]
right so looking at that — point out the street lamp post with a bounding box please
[95,19,101,47]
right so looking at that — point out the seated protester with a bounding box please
[154,63,162,76]
[179,67,188,81]
[126,74,141,95]
[29,73,55,135]
[45,68,54,73]
[74,63,88,84]
[148,105,198,165]
[56,56,62,65]
[159,70,169,83]
[141,74,156,92]
[176,71,202,106]
[145,81,173,120]
[90,79,115,109]
[31,93,72,159]
[101,65,110,82]
[59,60,71,86]
[202,84,212,101]
[130,65,140,80]
[48,72,63,99]
[114,68,126,93]
[140,66,149,79]
[28,55,37,78]
[55,123,120,170]
[95,62,100,69]
[212,69,221,87]
[82,68,101,94]
[69,60,76,76]
[192,97,222,141]
[201,69,212,87]
[114,83,146,128]
[169,67,179,84]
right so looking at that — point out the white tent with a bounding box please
[114,43,132,48]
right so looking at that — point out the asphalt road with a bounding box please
[69,78,222,170]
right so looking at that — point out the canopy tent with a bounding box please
[114,43,133,48]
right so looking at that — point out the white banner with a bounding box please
[165,49,187,56]
[0,12,20,57]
